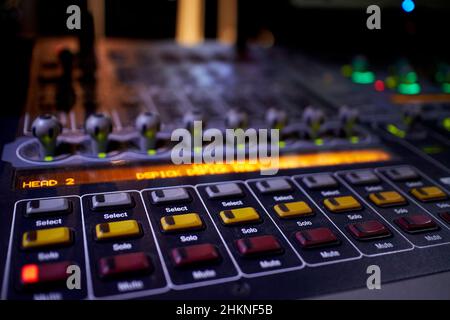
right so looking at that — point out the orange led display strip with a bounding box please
[17,149,391,190]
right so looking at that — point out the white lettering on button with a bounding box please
[297,220,312,227]
[321,190,340,197]
[104,212,128,220]
[320,251,340,258]
[259,260,282,268]
[436,203,450,209]
[394,208,408,214]
[113,243,132,252]
[117,280,144,292]
[365,186,383,192]
[192,270,216,280]
[241,227,258,235]
[221,200,244,207]
[180,235,198,243]
[347,214,363,220]
[406,182,423,188]
[36,219,62,227]
[166,206,188,213]
[375,242,394,249]
[38,251,59,262]
[425,235,442,242]
[33,292,63,300]
[273,195,294,202]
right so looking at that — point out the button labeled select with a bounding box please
[22,227,73,250]
[256,179,292,194]
[91,193,134,211]
[26,198,71,217]
[205,183,244,199]
[95,220,142,241]
[219,207,261,226]
[160,213,203,232]
[151,188,191,205]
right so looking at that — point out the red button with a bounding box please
[348,220,391,240]
[295,227,339,248]
[440,212,450,224]
[395,214,438,233]
[98,252,152,278]
[236,235,283,257]
[171,244,220,267]
[21,261,72,286]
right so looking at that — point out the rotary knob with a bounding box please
[135,112,161,152]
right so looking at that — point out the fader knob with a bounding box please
[31,114,63,159]
[85,113,113,156]
[402,105,422,131]
[135,112,161,152]
[266,108,287,129]
[226,109,248,129]
[338,106,359,137]
[183,109,205,134]
[302,107,325,139]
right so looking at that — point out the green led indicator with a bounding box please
[443,118,450,131]
[352,71,375,84]
[387,124,406,138]
[442,83,450,94]
[404,71,417,84]
[147,149,157,156]
[44,156,54,162]
[314,139,324,146]
[278,141,286,148]
[398,83,421,95]
[98,153,107,159]
[350,136,360,144]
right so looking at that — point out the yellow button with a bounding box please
[369,191,407,207]
[22,227,72,249]
[220,207,260,225]
[95,220,141,240]
[274,201,313,218]
[410,186,448,202]
[324,196,362,212]
[160,213,203,232]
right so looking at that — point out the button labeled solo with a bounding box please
[220,207,261,226]
[324,196,362,213]
[274,201,313,219]
[95,220,142,241]
[22,227,73,250]
[160,213,203,232]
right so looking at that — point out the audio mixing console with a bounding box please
[2,1,450,301]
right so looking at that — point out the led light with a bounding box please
[21,264,39,284]
[442,83,450,94]
[278,141,286,148]
[398,83,421,95]
[341,65,353,77]
[374,80,385,92]
[404,71,418,84]
[387,124,406,138]
[443,118,450,131]
[315,139,324,146]
[352,71,375,84]
[386,76,397,89]
[350,136,360,144]
[44,156,54,162]
[147,149,157,156]
[402,0,415,13]
[98,153,107,159]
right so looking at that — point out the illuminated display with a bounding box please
[16,149,392,190]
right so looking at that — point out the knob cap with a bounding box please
[266,108,287,129]
[302,107,325,139]
[183,109,205,134]
[85,113,112,155]
[338,106,359,137]
[226,109,248,129]
[135,112,161,152]
[31,114,63,159]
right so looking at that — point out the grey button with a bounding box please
[151,188,191,204]
[26,198,71,217]
[345,170,380,186]
[92,193,134,211]
[303,174,338,190]
[385,167,419,181]
[256,179,292,194]
[206,183,244,199]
